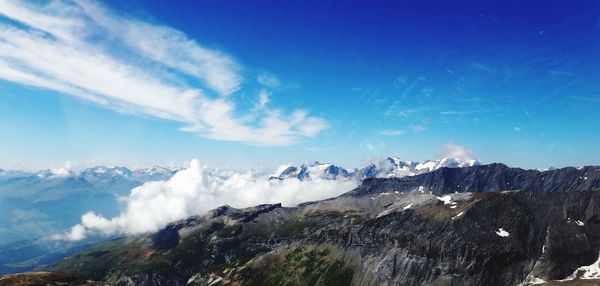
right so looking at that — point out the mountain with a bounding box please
[79,165,178,183]
[0,166,156,241]
[0,158,477,276]
[271,162,352,180]
[0,165,181,275]
[38,163,600,285]
[344,163,600,197]
[356,157,480,179]
[270,157,480,181]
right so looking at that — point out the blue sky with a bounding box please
[0,0,599,170]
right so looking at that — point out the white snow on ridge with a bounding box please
[496,228,510,237]
[451,211,464,220]
[561,251,600,281]
[436,195,459,209]
[567,218,585,227]
[516,274,546,286]
[274,156,480,182]
[437,195,453,204]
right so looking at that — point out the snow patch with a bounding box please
[451,211,464,220]
[516,274,546,286]
[436,195,458,208]
[403,203,414,210]
[209,277,223,286]
[436,195,453,204]
[496,228,510,237]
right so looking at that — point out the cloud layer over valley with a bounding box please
[54,159,358,240]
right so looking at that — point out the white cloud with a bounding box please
[378,129,405,136]
[0,0,327,146]
[513,126,522,132]
[257,73,280,88]
[12,209,48,221]
[257,90,270,109]
[412,125,426,133]
[55,159,358,240]
[65,224,86,241]
[440,142,476,163]
[77,0,241,96]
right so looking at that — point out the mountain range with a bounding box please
[0,165,178,242]
[0,158,478,275]
[270,157,480,181]
[0,157,477,245]
[0,165,179,275]
[5,162,600,285]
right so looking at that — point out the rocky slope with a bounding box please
[16,163,600,285]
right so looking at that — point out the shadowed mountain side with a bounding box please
[343,163,600,197]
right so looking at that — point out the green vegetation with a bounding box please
[48,238,170,279]
[241,245,354,286]
[46,209,360,284]
[0,271,82,286]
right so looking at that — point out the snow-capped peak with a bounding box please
[537,166,557,172]
[415,157,479,172]
[35,167,74,178]
[274,157,480,181]
[80,166,132,178]
[271,161,352,181]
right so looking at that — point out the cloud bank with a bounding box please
[0,0,327,145]
[54,159,357,240]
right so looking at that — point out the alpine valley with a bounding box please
[2,160,600,285]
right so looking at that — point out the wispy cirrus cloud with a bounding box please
[0,0,327,146]
[377,129,405,136]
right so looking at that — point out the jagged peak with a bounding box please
[209,205,239,218]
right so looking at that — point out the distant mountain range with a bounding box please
[0,158,477,240]
[2,157,480,184]
[0,157,481,275]
[270,157,480,181]
[0,165,178,202]
[0,165,183,274]
[0,158,481,207]
[1,165,178,182]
